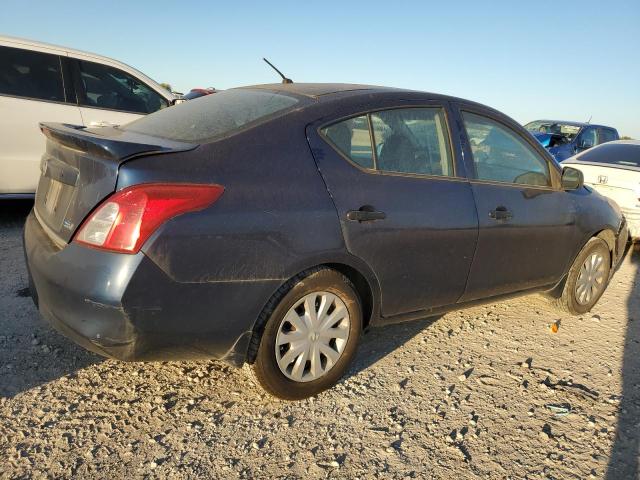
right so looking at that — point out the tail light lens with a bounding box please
[74,183,224,253]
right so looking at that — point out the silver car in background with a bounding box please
[0,35,178,197]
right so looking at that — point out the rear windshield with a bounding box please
[577,143,640,168]
[122,88,300,142]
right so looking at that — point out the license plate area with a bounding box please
[44,179,64,213]
[35,174,76,233]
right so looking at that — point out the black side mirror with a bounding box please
[562,166,584,190]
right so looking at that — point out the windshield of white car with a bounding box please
[576,143,640,168]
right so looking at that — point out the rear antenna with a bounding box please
[586,115,592,124]
[263,58,293,84]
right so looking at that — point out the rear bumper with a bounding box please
[24,211,281,366]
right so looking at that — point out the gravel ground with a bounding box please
[1,200,639,479]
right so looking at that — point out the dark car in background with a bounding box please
[24,84,627,400]
[525,120,619,162]
[182,87,217,100]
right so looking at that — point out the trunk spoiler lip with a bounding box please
[39,122,199,161]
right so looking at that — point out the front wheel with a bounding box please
[250,268,362,400]
[555,238,611,315]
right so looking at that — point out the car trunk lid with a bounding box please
[35,122,197,244]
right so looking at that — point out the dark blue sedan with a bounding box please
[25,84,628,399]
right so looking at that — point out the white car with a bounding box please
[562,140,640,241]
[0,35,178,197]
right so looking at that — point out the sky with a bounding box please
[2,0,639,137]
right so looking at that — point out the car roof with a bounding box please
[239,82,495,109]
[234,83,524,131]
[244,83,404,98]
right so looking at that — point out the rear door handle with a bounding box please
[489,206,512,221]
[347,206,386,222]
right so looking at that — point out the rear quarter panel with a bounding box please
[117,111,349,285]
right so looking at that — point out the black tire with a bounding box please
[249,268,362,400]
[555,237,611,315]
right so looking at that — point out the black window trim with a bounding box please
[458,106,560,191]
[318,104,463,181]
[69,57,169,116]
[0,45,70,106]
[60,56,76,104]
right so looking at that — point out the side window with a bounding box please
[322,108,454,176]
[76,60,168,114]
[598,128,618,144]
[0,45,64,102]
[370,108,453,176]
[462,112,550,187]
[579,127,597,148]
[321,115,374,169]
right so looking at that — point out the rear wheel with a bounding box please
[555,238,611,315]
[250,268,362,400]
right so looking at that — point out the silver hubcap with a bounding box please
[275,291,350,382]
[575,252,606,305]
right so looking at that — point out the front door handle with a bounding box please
[489,206,512,221]
[347,206,386,223]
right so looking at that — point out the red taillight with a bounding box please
[74,183,224,254]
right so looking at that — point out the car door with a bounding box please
[307,102,478,318]
[68,56,169,128]
[453,104,579,301]
[0,44,83,194]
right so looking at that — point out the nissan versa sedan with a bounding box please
[24,84,628,400]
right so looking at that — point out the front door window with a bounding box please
[462,112,550,187]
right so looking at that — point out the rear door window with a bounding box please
[462,112,551,187]
[322,115,374,169]
[371,108,453,176]
[0,45,65,102]
[321,107,454,177]
[76,60,168,114]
